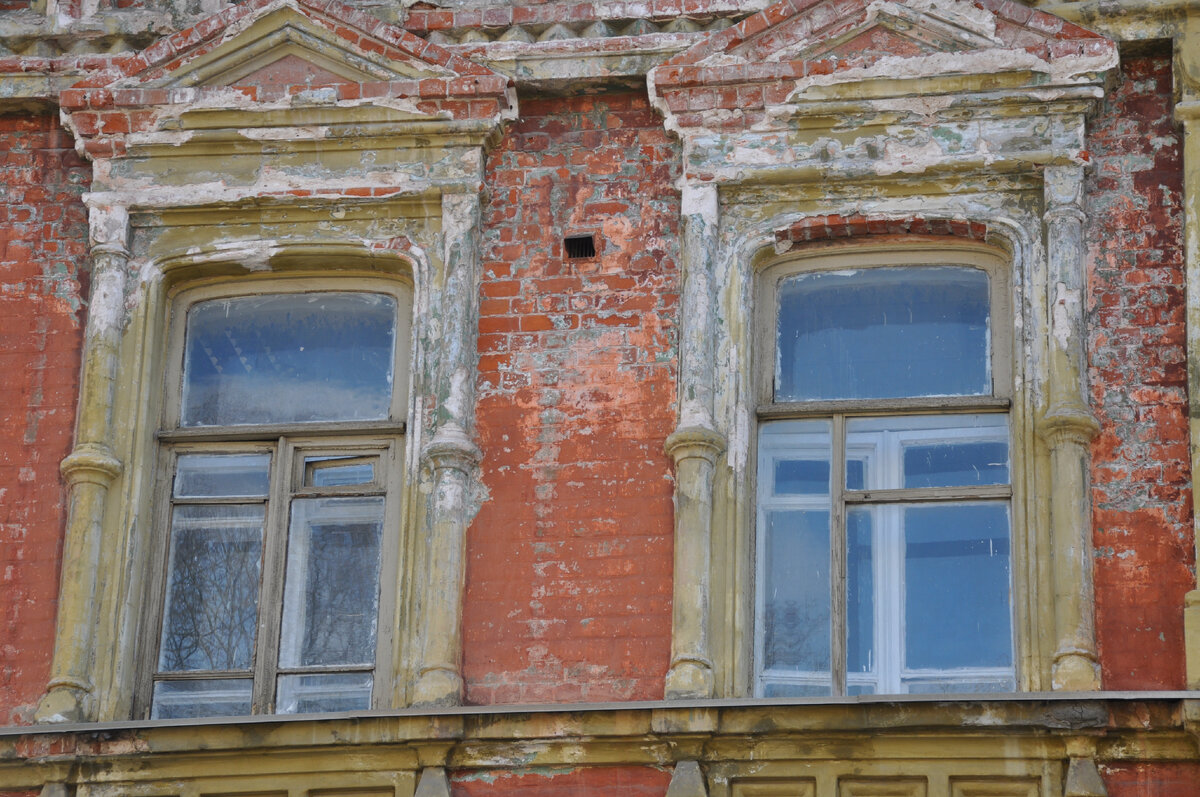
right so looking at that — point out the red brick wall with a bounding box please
[451,766,671,796]
[1086,54,1194,690]
[464,92,680,704]
[1102,762,1200,797]
[0,114,89,723]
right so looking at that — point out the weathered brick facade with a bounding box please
[467,92,680,704]
[0,115,88,726]
[1,1,1199,796]
[1087,53,1195,693]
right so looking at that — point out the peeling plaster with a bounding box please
[1052,280,1079,351]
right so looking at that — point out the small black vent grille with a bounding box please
[564,234,597,259]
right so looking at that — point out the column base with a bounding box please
[1184,589,1200,689]
[34,683,91,724]
[664,658,714,700]
[1052,651,1101,691]
[412,667,463,707]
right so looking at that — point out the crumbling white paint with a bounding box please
[779,47,1106,104]
[1051,280,1078,351]
[126,130,194,147]
[681,182,718,227]
[239,126,331,141]
[876,136,947,174]
[872,0,999,42]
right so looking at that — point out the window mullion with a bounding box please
[252,436,292,713]
[830,413,847,697]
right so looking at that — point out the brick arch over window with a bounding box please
[774,215,991,250]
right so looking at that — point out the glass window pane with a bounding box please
[758,419,832,695]
[276,672,372,714]
[904,677,1016,695]
[173,454,270,498]
[776,267,990,401]
[846,414,1009,490]
[151,678,252,719]
[278,497,385,668]
[304,455,377,488]
[158,505,264,672]
[761,682,834,698]
[846,509,874,677]
[181,293,397,427]
[904,503,1012,670]
[774,459,829,495]
[846,459,865,491]
[904,441,1008,488]
[762,509,831,676]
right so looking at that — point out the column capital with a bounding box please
[665,425,726,467]
[60,443,122,488]
[87,204,130,255]
[1037,406,1101,448]
[422,424,482,473]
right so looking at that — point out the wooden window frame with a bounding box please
[752,243,1018,697]
[133,276,413,719]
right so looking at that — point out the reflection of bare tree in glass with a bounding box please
[764,597,828,670]
[299,524,380,666]
[160,513,261,672]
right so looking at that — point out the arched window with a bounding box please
[139,279,412,718]
[754,246,1014,697]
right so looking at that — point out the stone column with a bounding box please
[412,192,483,706]
[35,205,129,722]
[1174,28,1200,687]
[1037,165,1101,691]
[665,182,726,699]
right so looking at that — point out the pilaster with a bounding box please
[35,204,130,723]
[665,182,726,699]
[412,191,485,707]
[1174,18,1200,689]
[1037,165,1102,692]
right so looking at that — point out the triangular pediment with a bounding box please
[58,0,514,159]
[665,0,1110,70]
[102,0,492,91]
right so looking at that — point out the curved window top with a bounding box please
[775,266,990,402]
[181,292,398,427]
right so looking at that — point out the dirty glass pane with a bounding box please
[303,455,377,488]
[776,267,990,401]
[151,678,252,719]
[774,459,829,495]
[278,497,384,668]
[905,677,1015,694]
[904,440,1008,488]
[181,292,397,427]
[158,505,263,672]
[757,420,832,695]
[173,454,270,499]
[904,503,1012,670]
[846,414,1008,489]
[846,509,874,679]
[276,672,372,714]
[762,509,831,677]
